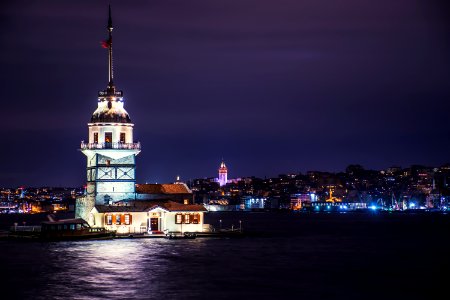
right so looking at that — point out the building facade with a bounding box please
[89,201,208,235]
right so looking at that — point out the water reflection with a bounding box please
[2,213,448,300]
[38,239,208,300]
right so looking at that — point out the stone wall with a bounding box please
[75,195,95,222]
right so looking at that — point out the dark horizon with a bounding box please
[1,0,449,187]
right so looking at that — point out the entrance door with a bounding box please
[150,218,159,231]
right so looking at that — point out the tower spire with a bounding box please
[107,4,114,90]
[108,4,113,29]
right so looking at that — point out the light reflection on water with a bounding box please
[2,212,449,300]
[39,239,208,300]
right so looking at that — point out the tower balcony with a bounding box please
[80,141,141,150]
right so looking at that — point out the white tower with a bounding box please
[218,160,228,187]
[76,6,140,220]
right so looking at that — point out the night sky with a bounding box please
[1,0,449,187]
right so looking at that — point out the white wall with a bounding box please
[91,211,148,234]
[156,209,204,233]
[96,181,135,194]
[90,208,206,234]
[88,124,134,144]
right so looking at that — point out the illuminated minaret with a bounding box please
[76,6,141,220]
[218,160,228,187]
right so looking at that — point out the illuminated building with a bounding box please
[325,187,342,203]
[218,160,228,187]
[90,201,207,234]
[241,196,266,211]
[290,193,316,210]
[75,7,208,232]
[76,6,141,221]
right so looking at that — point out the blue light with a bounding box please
[369,205,377,210]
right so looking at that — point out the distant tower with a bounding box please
[218,160,228,186]
[76,6,141,220]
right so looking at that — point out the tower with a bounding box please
[76,6,140,220]
[218,160,228,186]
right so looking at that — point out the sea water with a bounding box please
[1,212,448,299]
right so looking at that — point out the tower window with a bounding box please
[93,132,98,143]
[105,132,112,143]
[120,132,126,143]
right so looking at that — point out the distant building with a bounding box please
[308,201,367,212]
[218,160,228,186]
[386,166,402,174]
[241,196,266,211]
[290,193,316,210]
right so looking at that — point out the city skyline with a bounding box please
[1,1,450,187]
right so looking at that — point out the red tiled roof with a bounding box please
[152,201,207,212]
[136,183,192,194]
[94,200,206,213]
[94,202,153,213]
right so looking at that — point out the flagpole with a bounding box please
[107,4,114,89]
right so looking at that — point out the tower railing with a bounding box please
[80,141,141,150]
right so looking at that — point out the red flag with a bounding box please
[101,39,110,49]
